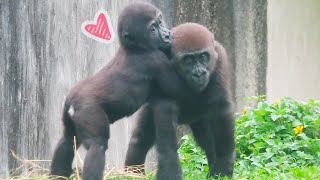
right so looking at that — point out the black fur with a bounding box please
[50,3,189,180]
[125,23,235,179]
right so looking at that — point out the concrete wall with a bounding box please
[267,0,320,101]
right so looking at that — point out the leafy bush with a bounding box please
[178,97,320,178]
[178,134,209,179]
[236,97,320,175]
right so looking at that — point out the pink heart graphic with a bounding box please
[85,13,112,40]
[81,10,115,44]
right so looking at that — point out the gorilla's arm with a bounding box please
[125,104,155,170]
[125,92,182,180]
[152,97,182,180]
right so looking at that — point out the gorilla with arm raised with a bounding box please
[50,3,191,180]
[125,23,235,179]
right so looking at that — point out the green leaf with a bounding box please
[252,162,263,168]
[263,152,275,160]
[265,139,275,146]
[292,120,303,127]
[271,114,281,121]
[297,133,309,140]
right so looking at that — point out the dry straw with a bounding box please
[5,137,156,179]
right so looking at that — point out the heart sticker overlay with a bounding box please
[81,10,115,44]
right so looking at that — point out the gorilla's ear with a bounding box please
[210,33,219,60]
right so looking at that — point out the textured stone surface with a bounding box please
[0,0,141,176]
[233,0,268,108]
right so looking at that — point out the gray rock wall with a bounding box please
[0,0,147,176]
[233,0,268,107]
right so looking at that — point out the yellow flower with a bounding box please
[242,108,247,114]
[294,125,304,134]
[274,98,280,106]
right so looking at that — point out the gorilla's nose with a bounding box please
[193,69,206,78]
[165,31,172,40]
[161,27,172,40]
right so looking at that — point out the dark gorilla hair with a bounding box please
[118,3,171,51]
[125,23,235,179]
[49,3,191,180]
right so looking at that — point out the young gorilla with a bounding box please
[125,23,235,179]
[50,3,191,180]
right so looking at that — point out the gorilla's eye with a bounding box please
[183,56,194,64]
[157,15,163,26]
[200,52,210,64]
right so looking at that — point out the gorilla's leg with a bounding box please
[211,108,235,178]
[189,120,216,178]
[82,137,108,180]
[50,136,77,177]
[73,106,110,180]
[153,99,182,180]
[50,113,78,177]
[125,104,155,173]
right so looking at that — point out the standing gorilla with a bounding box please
[50,3,192,180]
[125,23,235,179]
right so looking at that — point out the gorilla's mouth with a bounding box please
[159,41,172,55]
[161,35,172,48]
[189,77,209,93]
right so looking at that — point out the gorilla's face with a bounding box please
[118,3,172,52]
[174,51,211,92]
[148,14,172,53]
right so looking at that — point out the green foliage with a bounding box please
[233,166,320,180]
[178,134,210,179]
[236,97,320,176]
[178,96,320,179]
